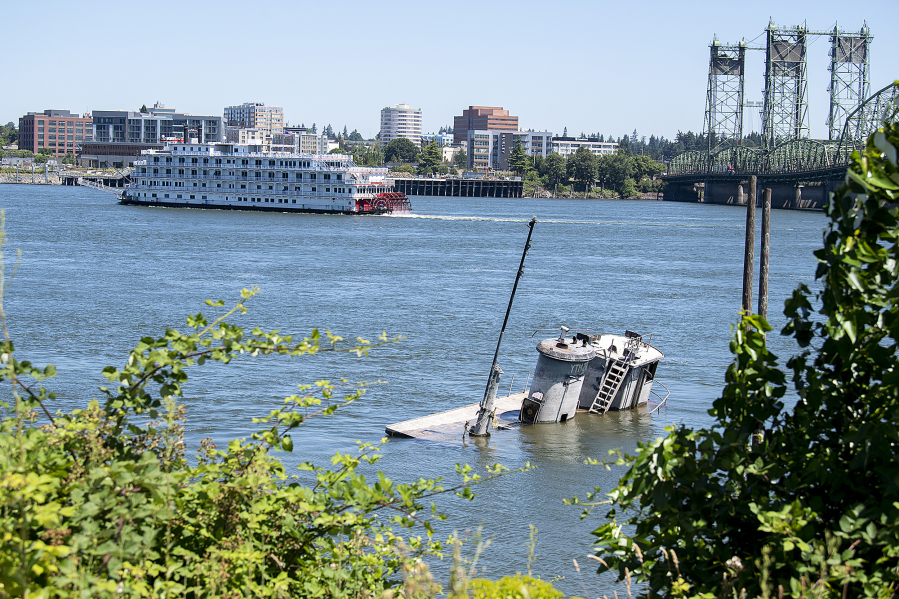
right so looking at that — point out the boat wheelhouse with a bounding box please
[121,141,411,214]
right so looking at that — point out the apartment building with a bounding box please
[453,106,519,145]
[551,137,618,157]
[18,110,93,157]
[224,102,284,134]
[467,130,554,171]
[380,104,422,147]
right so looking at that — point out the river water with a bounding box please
[0,184,827,596]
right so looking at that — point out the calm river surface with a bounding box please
[0,184,827,596]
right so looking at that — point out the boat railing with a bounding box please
[648,380,670,414]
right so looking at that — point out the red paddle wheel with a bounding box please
[356,191,412,214]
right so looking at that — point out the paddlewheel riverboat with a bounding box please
[121,140,411,215]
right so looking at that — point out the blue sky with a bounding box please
[4,0,897,141]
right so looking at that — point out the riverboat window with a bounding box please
[191,170,197,175]
[202,196,207,200]
[190,195,195,199]
[255,160,262,166]
[164,194,169,198]
[179,158,185,163]
[324,174,331,180]
[256,185,261,190]
[166,158,172,163]
[282,173,288,179]
[241,171,247,177]
[153,157,159,163]
[325,188,330,193]
[310,174,316,180]
[192,158,198,164]
[311,187,316,191]
[336,174,342,180]
[240,185,246,189]
[269,160,275,166]
[292,200,296,203]
[166,169,172,174]
[153,168,158,174]
[177,194,182,199]
[203,159,208,164]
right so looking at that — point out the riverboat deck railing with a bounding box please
[649,380,671,414]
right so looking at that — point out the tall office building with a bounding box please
[453,106,518,145]
[224,102,284,134]
[380,104,422,147]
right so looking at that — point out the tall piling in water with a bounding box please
[758,188,772,320]
[742,176,757,313]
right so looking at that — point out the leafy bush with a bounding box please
[582,90,899,597]
[468,574,564,599]
[0,276,509,598]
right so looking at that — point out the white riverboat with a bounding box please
[121,140,411,215]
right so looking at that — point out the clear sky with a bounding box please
[4,0,898,142]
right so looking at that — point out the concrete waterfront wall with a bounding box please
[392,178,523,198]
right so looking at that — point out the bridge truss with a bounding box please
[684,20,886,178]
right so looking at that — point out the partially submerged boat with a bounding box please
[385,218,668,440]
[385,327,667,439]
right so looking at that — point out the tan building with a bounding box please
[380,104,422,147]
[224,102,283,134]
[453,106,518,145]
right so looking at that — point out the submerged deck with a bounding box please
[386,392,527,440]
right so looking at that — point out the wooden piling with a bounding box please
[758,187,771,320]
[742,176,757,313]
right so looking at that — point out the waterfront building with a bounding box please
[18,110,93,157]
[453,107,518,145]
[420,132,455,148]
[284,126,330,155]
[223,102,284,134]
[466,130,554,171]
[551,137,618,157]
[80,103,224,167]
[380,104,422,147]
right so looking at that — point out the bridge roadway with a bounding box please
[662,165,847,210]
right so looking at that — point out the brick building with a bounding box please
[18,110,93,157]
[453,106,518,145]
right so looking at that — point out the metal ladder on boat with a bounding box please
[588,333,642,414]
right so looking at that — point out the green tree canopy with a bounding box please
[596,153,635,192]
[383,137,419,164]
[567,146,597,187]
[543,153,567,186]
[417,140,441,175]
[508,138,531,176]
[453,148,467,170]
[139,104,149,114]
[585,106,899,597]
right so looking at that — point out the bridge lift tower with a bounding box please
[703,38,747,153]
[827,23,872,141]
[763,20,809,150]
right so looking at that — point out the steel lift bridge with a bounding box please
[664,20,898,208]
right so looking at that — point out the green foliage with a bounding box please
[383,138,419,164]
[583,95,899,597]
[618,177,637,198]
[347,129,363,142]
[453,149,467,170]
[567,146,597,188]
[139,104,148,114]
[0,263,520,598]
[33,153,49,164]
[0,122,17,147]
[542,153,567,187]
[508,139,530,177]
[418,141,442,175]
[467,574,564,599]
[390,164,415,175]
